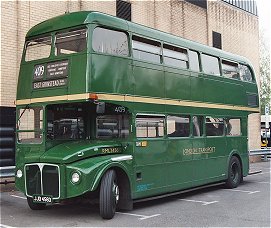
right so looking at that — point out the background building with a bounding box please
[0,0,260,169]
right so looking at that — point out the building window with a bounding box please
[116,0,131,21]
[212,31,222,49]
[185,0,207,9]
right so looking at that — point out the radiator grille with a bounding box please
[25,164,59,198]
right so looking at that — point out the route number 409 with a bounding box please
[115,106,126,113]
[34,65,45,78]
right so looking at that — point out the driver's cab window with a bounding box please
[96,115,129,139]
[46,103,85,140]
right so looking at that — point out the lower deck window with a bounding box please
[136,115,164,138]
[167,115,190,137]
[206,116,224,136]
[225,118,241,136]
[193,116,203,137]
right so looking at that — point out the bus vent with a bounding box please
[247,94,258,107]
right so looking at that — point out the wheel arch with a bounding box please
[227,150,243,179]
[91,162,132,190]
[92,162,133,210]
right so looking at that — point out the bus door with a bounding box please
[134,115,167,198]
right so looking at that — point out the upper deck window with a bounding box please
[92,27,129,56]
[202,54,220,76]
[188,50,200,72]
[239,64,253,82]
[163,44,188,69]
[55,28,87,55]
[222,60,240,80]
[25,36,51,62]
[132,36,161,64]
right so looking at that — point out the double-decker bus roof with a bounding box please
[26,11,253,68]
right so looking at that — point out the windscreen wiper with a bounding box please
[17,104,30,127]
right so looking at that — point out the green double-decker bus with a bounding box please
[15,11,259,219]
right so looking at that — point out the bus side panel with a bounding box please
[204,136,227,179]
[69,54,87,95]
[190,73,204,102]
[165,67,190,100]
[223,80,246,106]
[90,54,133,95]
[203,76,226,104]
[166,138,193,187]
[226,136,249,176]
[133,61,164,98]
[133,139,168,199]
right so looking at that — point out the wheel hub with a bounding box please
[113,182,119,204]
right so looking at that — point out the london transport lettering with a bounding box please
[183,147,216,156]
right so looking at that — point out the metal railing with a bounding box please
[0,166,15,178]
[250,148,271,161]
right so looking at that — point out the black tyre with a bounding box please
[27,197,46,210]
[225,156,241,188]
[99,170,119,219]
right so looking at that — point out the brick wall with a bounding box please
[0,0,261,149]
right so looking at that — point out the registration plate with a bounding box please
[33,195,53,204]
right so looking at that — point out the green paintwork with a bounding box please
[39,140,123,164]
[16,11,257,203]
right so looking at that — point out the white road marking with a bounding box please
[116,212,161,220]
[0,224,15,228]
[223,189,260,194]
[178,199,218,206]
[10,195,26,200]
[250,181,271,184]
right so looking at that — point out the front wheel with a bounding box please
[225,156,241,188]
[27,197,46,210]
[99,170,119,219]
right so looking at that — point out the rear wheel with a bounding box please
[27,197,46,210]
[225,156,241,188]
[99,170,119,219]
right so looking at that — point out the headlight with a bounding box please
[71,172,80,184]
[16,169,23,178]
